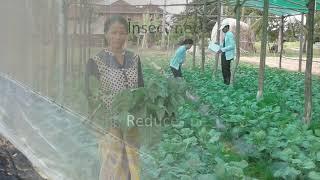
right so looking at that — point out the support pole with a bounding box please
[256,0,269,100]
[64,1,69,77]
[201,0,207,71]
[279,15,284,69]
[192,8,197,69]
[88,6,93,58]
[213,0,221,78]
[83,0,87,64]
[230,0,241,84]
[57,0,67,103]
[299,13,304,72]
[304,0,315,125]
[79,0,83,74]
[161,0,167,49]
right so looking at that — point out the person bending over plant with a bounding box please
[169,39,194,78]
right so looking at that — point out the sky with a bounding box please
[96,0,188,14]
[94,0,308,28]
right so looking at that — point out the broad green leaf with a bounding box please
[291,158,303,165]
[183,136,198,146]
[197,174,217,180]
[274,166,301,178]
[308,171,320,180]
[185,154,203,171]
[161,141,184,153]
[172,121,184,129]
[180,175,192,180]
[199,127,208,140]
[214,157,225,165]
[155,107,166,121]
[181,128,194,137]
[227,114,245,123]
[272,148,294,161]
[230,160,249,169]
[317,152,320,161]
[214,158,227,178]
[208,129,218,136]
[314,129,320,137]
[303,160,316,169]
[254,130,266,140]
[209,135,220,144]
[161,154,174,165]
[227,166,245,177]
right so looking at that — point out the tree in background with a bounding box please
[170,0,218,47]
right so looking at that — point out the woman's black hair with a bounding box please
[104,15,128,46]
[182,38,194,45]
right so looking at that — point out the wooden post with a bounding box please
[64,0,68,78]
[50,0,58,97]
[46,0,56,96]
[83,0,88,65]
[303,14,308,53]
[299,13,304,72]
[57,0,67,103]
[183,0,188,39]
[279,15,284,69]
[304,0,315,125]
[213,0,221,78]
[230,0,241,84]
[161,0,167,49]
[88,6,93,58]
[192,8,197,69]
[71,3,78,80]
[26,0,34,88]
[79,0,83,75]
[142,13,150,49]
[201,0,207,71]
[256,0,269,100]
[167,28,170,51]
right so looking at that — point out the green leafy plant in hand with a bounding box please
[112,77,187,129]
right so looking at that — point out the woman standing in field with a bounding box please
[85,15,143,180]
[169,39,194,78]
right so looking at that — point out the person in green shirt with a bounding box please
[169,39,194,77]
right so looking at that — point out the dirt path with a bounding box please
[0,135,46,180]
[241,56,320,75]
[140,48,320,75]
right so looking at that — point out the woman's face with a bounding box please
[222,26,229,33]
[186,44,193,50]
[106,22,128,50]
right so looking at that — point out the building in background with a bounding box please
[67,0,164,47]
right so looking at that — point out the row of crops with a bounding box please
[136,55,320,179]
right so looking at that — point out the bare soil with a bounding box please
[241,56,320,75]
[0,135,46,180]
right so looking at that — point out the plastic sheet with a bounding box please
[0,73,100,180]
[0,73,170,180]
